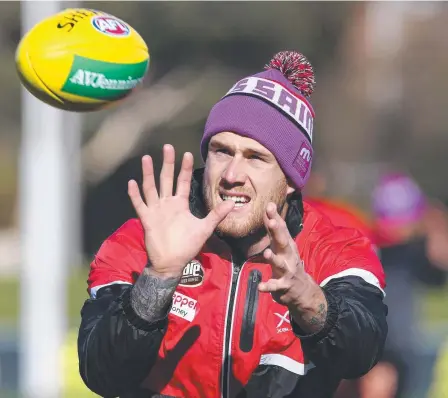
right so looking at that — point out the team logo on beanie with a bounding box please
[224,77,314,142]
[293,141,313,179]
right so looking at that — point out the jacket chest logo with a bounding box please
[170,292,198,322]
[179,260,204,287]
[274,310,292,334]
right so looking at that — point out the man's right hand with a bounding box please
[128,144,234,279]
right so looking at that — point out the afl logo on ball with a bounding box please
[91,16,130,37]
[180,260,204,287]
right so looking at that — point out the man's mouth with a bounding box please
[220,193,251,208]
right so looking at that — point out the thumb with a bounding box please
[203,200,235,235]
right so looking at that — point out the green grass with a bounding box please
[0,267,90,327]
[0,267,99,397]
[420,286,448,329]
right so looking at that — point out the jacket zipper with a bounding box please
[221,258,245,398]
[239,270,262,353]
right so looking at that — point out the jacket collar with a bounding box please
[188,168,304,239]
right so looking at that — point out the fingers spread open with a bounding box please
[160,144,176,198]
[142,155,159,205]
[176,152,194,199]
[264,203,290,251]
[128,179,147,219]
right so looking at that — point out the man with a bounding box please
[78,51,387,398]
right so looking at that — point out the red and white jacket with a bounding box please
[78,171,387,398]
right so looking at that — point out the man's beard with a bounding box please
[202,178,288,239]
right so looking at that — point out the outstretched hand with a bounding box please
[128,144,234,278]
[259,203,328,333]
[258,202,307,305]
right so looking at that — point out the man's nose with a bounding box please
[221,156,247,186]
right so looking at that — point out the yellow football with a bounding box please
[15,8,150,112]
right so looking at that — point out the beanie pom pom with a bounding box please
[265,51,315,98]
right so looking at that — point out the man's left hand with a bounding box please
[258,202,328,334]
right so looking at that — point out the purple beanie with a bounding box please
[372,172,427,225]
[200,51,316,190]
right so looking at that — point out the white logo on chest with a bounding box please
[274,310,292,333]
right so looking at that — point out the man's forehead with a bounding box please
[210,132,272,155]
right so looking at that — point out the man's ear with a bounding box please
[286,181,296,196]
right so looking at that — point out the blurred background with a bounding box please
[0,1,447,397]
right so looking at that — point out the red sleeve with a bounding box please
[311,229,386,296]
[87,218,148,298]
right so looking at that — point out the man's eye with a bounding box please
[249,155,263,161]
[216,149,229,155]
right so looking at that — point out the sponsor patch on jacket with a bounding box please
[170,292,198,322]
[179,260,204,287]
[274,309,292,334]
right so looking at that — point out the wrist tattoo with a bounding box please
[290,289,328,334]
[130,267,180,322]
[307,302,327,330]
